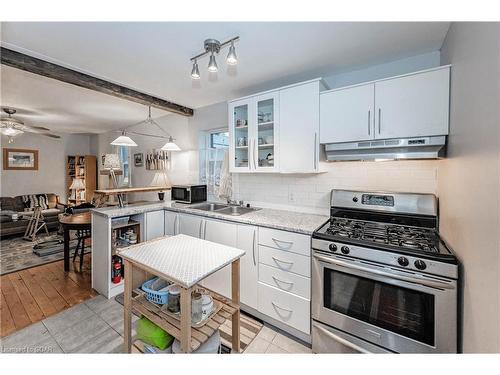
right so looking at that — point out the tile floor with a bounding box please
[0,295,311,354]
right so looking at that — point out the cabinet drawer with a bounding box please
[258,282,310,334]
[259,245,310,278]
[259,227,311,256]
[259,263,310,299]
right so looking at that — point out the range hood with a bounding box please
[324,136,446,161]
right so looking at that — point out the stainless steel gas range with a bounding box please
[311,190,459,354]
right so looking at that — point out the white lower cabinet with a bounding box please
[259,263,310,300]
[259,245,311,277]
[145,210,165,241]
[178,213,204,238]
[258,282,310,334]
[164,211,177,235]
[202,219,259,310]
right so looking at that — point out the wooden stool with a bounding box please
[73,229,91,272]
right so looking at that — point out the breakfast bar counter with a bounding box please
[118,234,245,353]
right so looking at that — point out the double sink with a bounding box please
[187,202,261,216]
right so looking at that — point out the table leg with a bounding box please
[180,287,192,353]
[231,259,241,353]
[63,227,70,272]
[123,259,132,353]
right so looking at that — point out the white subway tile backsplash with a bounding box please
[233,160,439,212]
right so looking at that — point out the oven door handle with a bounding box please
[313,322,371,354]
[313,254,455,290]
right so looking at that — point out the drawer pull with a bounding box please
[272,237,294,249]
[272,256,294,269]
[272,301,293,314]
[272,276,294,290]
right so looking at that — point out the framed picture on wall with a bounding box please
[134,153,144,167]
[3,148,39,170]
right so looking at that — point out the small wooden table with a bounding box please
[59,212,91,272]
[118,234,245,353]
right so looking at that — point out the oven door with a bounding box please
[312,252,457,353]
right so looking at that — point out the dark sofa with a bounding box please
[0,193,65,238]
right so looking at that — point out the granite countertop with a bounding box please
[119,234,245,288]
[92,201,328,235]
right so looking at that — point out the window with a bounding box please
[116,146,131,187]
[199,129,229,198]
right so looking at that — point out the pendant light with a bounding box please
[191,59,200,79]
[161,136,181,151]
[226,41,238,65]
[110,131,138,147]
[208,52,218,73]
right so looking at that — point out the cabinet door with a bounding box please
[254,92,279,172]
[164,211,178,235]
[374,67,450,139]
[229,98,253,172]
[238,225,258,309]
[178,213,204,238]
[145,210,165,241]
[202,218,238,298]
[320,83,375,143]
[279,81,320,173]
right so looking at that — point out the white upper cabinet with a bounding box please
[320,83,375,144]
[320,66,450,143]
[374,67,450,139]
[229,79,324,174]
[280,81,321,173]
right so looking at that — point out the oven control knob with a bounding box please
[329,243,337,252]
[397,257,409,267]
[414,260,427,270]
[341,246,350,255]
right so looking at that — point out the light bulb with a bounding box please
[191,60,200,79]
[208,53,218,73]
[226,41,237,65]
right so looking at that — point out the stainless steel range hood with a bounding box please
[324,136,446,161]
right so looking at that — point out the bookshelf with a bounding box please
[66,155,97,205]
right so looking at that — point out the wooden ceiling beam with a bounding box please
[1,47,194,117]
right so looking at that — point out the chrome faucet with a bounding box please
[227,198,244,206]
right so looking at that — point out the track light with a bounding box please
[191,60,200,79]
[208,53,218,73]
[226,41,237,65]
[189,36,239,79]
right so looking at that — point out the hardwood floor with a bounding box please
[0,254,97,337]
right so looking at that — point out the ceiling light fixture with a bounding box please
[191,59,200,79]
[110,106,180,151]
[189,36,239,79]
[208,52,218,73]
[226,41,238,65]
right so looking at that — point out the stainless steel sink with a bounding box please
[188,202,230,211]
[217,206,261,216]
[187,202,261,216]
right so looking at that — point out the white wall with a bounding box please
[323,51,441,89]
[0,133,92,201]
[438,22,500,353]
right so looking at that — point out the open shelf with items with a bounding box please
[130,286,238,352]
[66,154,97,205]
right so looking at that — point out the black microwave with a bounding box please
[171,185,207,204]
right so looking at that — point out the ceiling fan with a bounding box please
[0,108,61,143]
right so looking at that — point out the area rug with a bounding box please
[114,293,263,353]
[0,233,88,275]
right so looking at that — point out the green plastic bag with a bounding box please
[136,317,174,350]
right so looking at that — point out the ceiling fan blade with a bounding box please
[40,133,61,139]
[22,124,51,131]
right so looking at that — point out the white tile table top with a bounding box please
[118,234,245,289]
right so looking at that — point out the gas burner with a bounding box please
[323,217,441,254]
